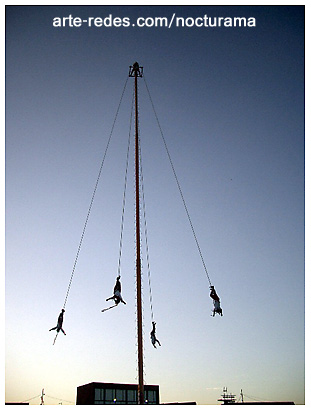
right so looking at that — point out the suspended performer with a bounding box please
[210,286,223,316]
[150,321,161,348]
[106,275,126,305]
[49,309,66,335]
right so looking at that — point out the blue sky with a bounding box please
[5,4,305,405]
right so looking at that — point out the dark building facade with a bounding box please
[76,382,160,405]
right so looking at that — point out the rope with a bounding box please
[118,85,134,277]
[18,394,74,405]
[243,393,271,402]
[143,76,212,288]
[139,132,154,322]
[53,333,59,345]
[19,395,41,404]
[44,395,74,404]
[62,76,129,310]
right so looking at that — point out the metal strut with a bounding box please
[129,61,144,405]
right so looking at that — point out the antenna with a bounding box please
[218,387,236,405]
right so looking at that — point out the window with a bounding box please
[127,389,137,404]
[116,389,126,404]
[92,385,157,405]
[145,389,157,404]
[94,388,104,404]
[105,388,116,404]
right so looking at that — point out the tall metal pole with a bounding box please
[129,62,144,405]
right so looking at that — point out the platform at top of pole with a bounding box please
[129,62,143,77]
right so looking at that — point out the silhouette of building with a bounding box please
[76,382,159,405]
[5,403,29,405]
[162,402,197,405]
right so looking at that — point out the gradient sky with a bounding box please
[5,4,305,405]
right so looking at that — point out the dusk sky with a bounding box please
[5,4,305,405]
